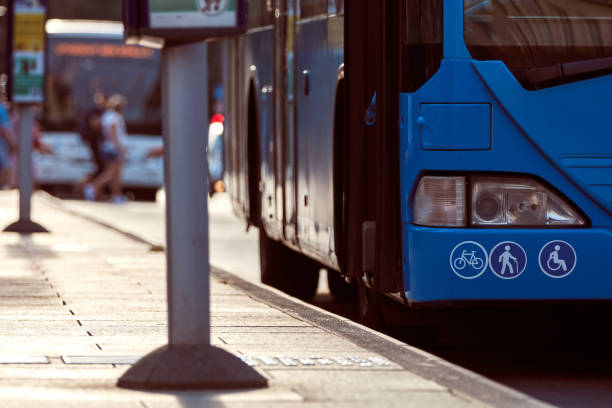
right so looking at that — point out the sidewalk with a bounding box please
[0,191,547,407]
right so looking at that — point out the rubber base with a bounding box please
[3,220,49,233]
[117,344,268,390]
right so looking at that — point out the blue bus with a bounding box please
[225,0,612,322]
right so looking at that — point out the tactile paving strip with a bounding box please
[61,356,140,365]
[239,355,392,368]
[0,356,49,364]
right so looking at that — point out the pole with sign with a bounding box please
[3,0,48,234]
[118,0,265,390]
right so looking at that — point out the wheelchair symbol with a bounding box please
[450,241,488,279]
[539,241,576,278]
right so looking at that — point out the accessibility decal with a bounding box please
[489,241,527,279]
[538,240,577,278]
[450,241,488,279]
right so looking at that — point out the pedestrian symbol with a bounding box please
[450,241,488,279]
[489,241,527,279]
[538,240,576,278]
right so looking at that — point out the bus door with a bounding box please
[274,0,298,242]
[343,2,402,292]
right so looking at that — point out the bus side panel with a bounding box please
[228,36,247,217]
[295,17,338,263]
[227,37,242,217]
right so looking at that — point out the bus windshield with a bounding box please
[464,0,612,88]
[44,37,161,134]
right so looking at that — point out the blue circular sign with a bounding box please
[450,241,488,279]
[538,240,577,278]
[489,241,527,279]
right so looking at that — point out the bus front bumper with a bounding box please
[403,225,612,302]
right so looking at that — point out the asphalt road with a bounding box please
[59,193,612,408]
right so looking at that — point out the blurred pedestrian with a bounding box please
[0,97,16,189]
[76,93,106,194]
[84,94,128,203]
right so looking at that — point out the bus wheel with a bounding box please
[259,228,319,302]
[327,271,356,302]
[356,277,382,329]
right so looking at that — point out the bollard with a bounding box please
[118,41,266,390]
[3,105,48,234]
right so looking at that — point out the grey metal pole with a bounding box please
[162,41,210,345]
[118,39,265,391]
[18,105,34,221]
[3,104,48,233]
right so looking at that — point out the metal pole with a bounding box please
[3,104,47,233]
[119,39,265,391]
[162,41,210,345]
[18,105,34,221]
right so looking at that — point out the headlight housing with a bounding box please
[413,176,466,227]
[413,175,586,227]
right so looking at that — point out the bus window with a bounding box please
[400,0,443,92]
[327,0,344,15]
[300,0,327,18]
[44,37,161,135]
[247,0,274,28]
[464,0,612,88]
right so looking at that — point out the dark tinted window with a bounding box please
[301,0,327,18]
[247,0,274,28]
[328,0,344,15]
[465,0,612,88]
[44,38,161,135]
[400,0,443,92]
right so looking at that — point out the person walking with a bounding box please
[76,93,106,194]
[498,245,517,276]
[84,94,128,203]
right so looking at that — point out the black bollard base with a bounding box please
[117,344,268,390]
[3,219,49,233]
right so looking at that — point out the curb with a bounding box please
[40,192,551,408]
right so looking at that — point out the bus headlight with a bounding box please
[470,176,586,226]
[413,176,466,227]
[413,175,587,227]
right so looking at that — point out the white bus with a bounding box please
[37,19,163,200]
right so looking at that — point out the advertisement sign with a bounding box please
[149,0,237,29]
[123,0,245,46]
[12,0,46,103]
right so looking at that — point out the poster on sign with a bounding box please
[123,0,245,46]
[11,0,46,103]
[149,0,237,28]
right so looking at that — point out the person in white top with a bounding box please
[84,94,128,203]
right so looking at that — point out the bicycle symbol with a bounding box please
[453,250,485,270]
[449,241,488,279]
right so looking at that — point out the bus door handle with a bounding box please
[364,92,376,126]
[302,70,310,96]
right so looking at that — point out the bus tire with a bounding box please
[259,228,319,302]
[357,277,383,329]
[327,271,356,302]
